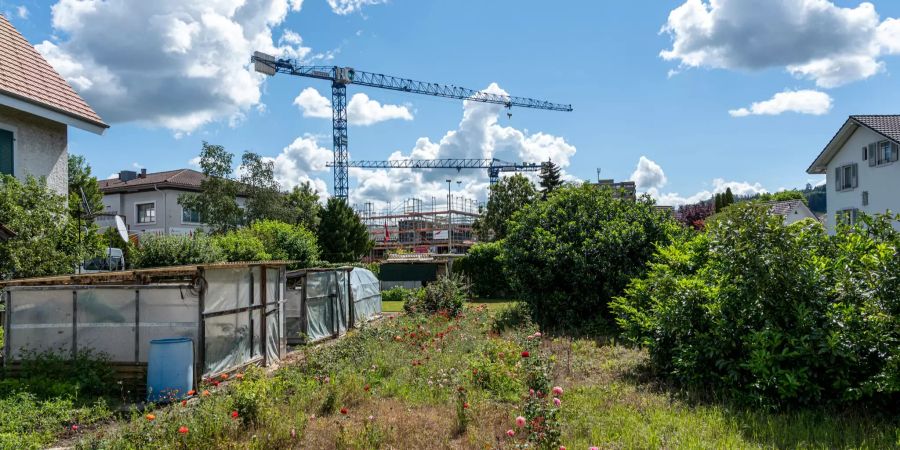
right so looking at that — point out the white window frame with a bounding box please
[181,206,202,225]
[835,163,857,192]
[0,121,18,177]
[836,208,859,227]
[135,201,157,225]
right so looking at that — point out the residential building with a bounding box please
[593,179,637,201]
[0,15,108,195]
[763,199,817,226]
[807,115,900,233]
[98,168,246,237]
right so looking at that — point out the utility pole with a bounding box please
[446,179,452,254]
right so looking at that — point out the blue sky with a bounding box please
[6,0,900,207]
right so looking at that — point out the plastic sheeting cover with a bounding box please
[8,290,73,359]
[350,268,381,324]
[76,289,136,362]
[204,312,251,375]
[204,268,252,314]
[138,288,198,363]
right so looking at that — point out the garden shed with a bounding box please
[284,267,381,344]
[0,262,288,389]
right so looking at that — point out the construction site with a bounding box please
[356,195,481,260]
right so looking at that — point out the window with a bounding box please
[182,207,202,224]
[868,140,899,166]
[136,202,156,224]
[836,208,859,226]
[862,191,869,206]
[0,128,13,176]
[835,163,857,191]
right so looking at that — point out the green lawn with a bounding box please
[381,298,516,313]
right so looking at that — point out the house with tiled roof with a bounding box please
[762,199,817,226]
[0,14,108,195]
[99,168,247,236]
[807,115,900,233]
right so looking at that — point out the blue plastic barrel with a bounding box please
[147,337,194,403]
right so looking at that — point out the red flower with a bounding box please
[463,402,469,409]
[187,390,196,396]
[364,385,371,392]
[146,414,156,421]
[178,426,189,434]
[71,425,79,431]
[212,380,220,387]
[235,373,244,380]
[231,410,239,419]
[220,373,229,380]
[181,400,187,407]
[340,407,348,415]
[521,351,530,358]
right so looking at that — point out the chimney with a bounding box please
[140,168,147,178]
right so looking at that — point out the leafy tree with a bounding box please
[317,198,372,262]
[0,175,80,278]
[538,159,563,198]
[455,241,511,298]
[179,142,243,234]
[249,220,319,267]
[757,189,807,204]
[502,184,680,331]
[614,205,900,407]
[239,151,284,224]
[283,182,322,232]
[214,228,271,262]
[474,174,537,241]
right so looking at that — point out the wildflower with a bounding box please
[515,416,526,428]
[146,414,156,421]
[290,428,297,438]
[324,376,330,384]
[552,386,564,396]
[589,447,598,450]
[463,402,469,409]
[202,390,210,397]
[71,425,79,431]
[340,407,348,415]
[231,410,239,419]
[212,380,220,387]
[235,373,244,380]
[187,390,196,396]
[181,400,187,407]
[559,447,566,450]
[521,351,530,358]
[534,332,542,338]
[506,429,515,437]
[368,415,375,421]
[529,388,535,396]
[178,426,189,434]
[364,384,371,392]
[553,397,561,407]
[220,373,229,380]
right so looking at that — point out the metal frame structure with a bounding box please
[328,158,541,186]
[251,51,572,200]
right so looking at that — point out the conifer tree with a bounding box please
[538,159,563,198]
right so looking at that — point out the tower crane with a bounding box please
[251,51,572,200]
[327,158,540,187]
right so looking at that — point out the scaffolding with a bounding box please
[356,195,481,260]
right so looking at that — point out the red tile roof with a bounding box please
[99,169,207,193]
[0,14,108,129]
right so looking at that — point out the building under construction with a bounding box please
[356,196,481,260]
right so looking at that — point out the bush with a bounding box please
[454,241,510,298]
[1,349,117,400]
[503,184,680,331]
[133,233,223,268]
[403,275,466,317]
[249,220,319,268]
[613,204,900,408]
[214,228,271,262]
[381,286,420,303]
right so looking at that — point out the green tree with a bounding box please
[239,151,284,224]
[0,175,80,278]
[455,241,510,298]
[179,142,244,234]
[67,154,105,263]
[317,198,372,262]
[249,220,319,267]
[723,187,734,206]
[758,189,807,204]
[283,182,322,232]
[502,184,679,330]
[132,233,223,268]
[474,174,536,241]
[538,159,563,198]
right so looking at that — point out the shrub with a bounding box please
[1,349,118,400]
[613,204,900,407]
[403,275,466,316]
[249,220,319,268]
[454,241,511,298]
[214,228,271,262]
[133,233,223,268]
[503,184,680,331]
[381,286,420,303]
[490,302,534,335]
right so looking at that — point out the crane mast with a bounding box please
[252,51,572,199]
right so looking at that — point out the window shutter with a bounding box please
[863,146,867,160]
[852,163,858,188]
[835,167,842,191]
[869,143,877,166]
[0,129,12,176]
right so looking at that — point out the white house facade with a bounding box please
[807,115,900,233]
[99,168,247,238]
[0,15,108,195]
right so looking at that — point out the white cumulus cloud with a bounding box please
[35,0,309,134]
[630,156,667,190]
[267,135,332,197]
[729,89,832,117]
[327,0,386,15]
[293,88,413,125]
[661,0,900,88]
